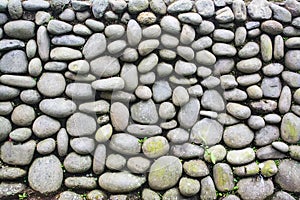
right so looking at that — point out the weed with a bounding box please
[283,36,288,41]
[18,192,27,200]
[274,160,280,167]
[81,193,87,200]
[138,137,148,144]
[61,164,66,173]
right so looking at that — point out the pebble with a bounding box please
[0,183,26,198]
[135,86,152,100]
[238,42,260,58]
[213,163,234,192]
[255,125,279,146]
[192,36,213,51]
[204,145,227,164]
[142,24,161,38]
[261,20,283,35]
[83,33,106,60]
[260,34,272,62]
[201,90,225,111]
[91,55,120,78]
[172,143,204,159]
[160,15,181,35]
[11,104,36,126]
[198,20,215,35]
[110,102,129,131]
[0,116,11,141]
[99,172,146,193]
[261,77,282,98]
[178,12,202,25]
[1,140,36,165]
[226,148,255,165]
[195,0,215,17]
[0,102,13,116]
[179,177,200,197]
[142,136,169,158]
[247,0,272,20]
[282,71,300,88]
[150,0,166,14]
[57,191,83,200]
[9,128,31,142]
[138,39,159,56]
[109,133,141,156]
[37,73,66,97]
[190,118,223,146]
[65,177,97,190]
[235,26,247,46]
[167,0,193,13]
[137,12,156,25]
[226,103,251,119]
[178,98,200,128]
[224,124,254,148]
[106,154,126,170]
[248,115,265,130]
[0,167,26,180]
[28,155,63,193]
[212,43,237,57]
[196,50,216,66]
[183,160,209,177]
[64,152,92,173]
[213,29,234,42]
[275,159,300,192]
[127,156,151,174]
[270,3,291,23]
[131,99,158,124]
[8,0,22,19]
[285,50,300,71]
[237,178,274,200]
[37,138,56,155]
[70,137,95,155]
[148,156,182,190]
[215,6,234,23]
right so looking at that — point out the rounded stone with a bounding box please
[11,104,35,126]
[0,116,11,141]
[285,50,300,71]
[142,136,170,158]
[179,177,200,197]
[227,148,255,165]
[4,20,35,40]
[70,137,95,155]
[106,154,126,171]
[158,102,176,120]
[39,98,76,118]
[28,155,63,194]
[63,152,92,173]
[127,156,151,174]
[135,86,152,100]
[66,112,96,137]
[9,128,32,142]
[237,178,274,200]
[183,160,209,177]
[95,124,113,143]
[148,156,182,190]
[32,115,61,138]
[226,103,251,119]
[281,113,300,144]
[275,159,300,192]
[37,138,56,155]
[261,20,283,35]
[172,86,189,106]
[109,133,141,156]
[160,15,181,35]
[110,102,129,131]
[223,124,254,148]
[37,73,66,97]
[167,128,189,144]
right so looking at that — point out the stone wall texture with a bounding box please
[0,0,300,199]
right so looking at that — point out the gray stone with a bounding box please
[138,39,159,56]
[248,115,265,130]
[0,167,26,180]
[65,177,97,190]
[87,190,107,200]
[171,143,204,159]
[247,0,272,20]
[212,43,236,57]
[59,8,75,21]
[213,163,234,192]
[289,145,300,161]
[167,128,189,144]
[127,19,142,47]
[237,178,274,200]
[275,159,300,192]
[261,20,283,35]
[148,156,182,190]
[152,81,172,103]
[95,123,112,143]
[213,29,234,42]
[26,39,37,59]
[92,0,108,18]
[4,20,35,40]
[68,60,89,74]
[131,99,158,124]
[274,35,285,59]
[250,99,277,114]
[50,47,82,61]
[121,48,139,62]
[201,90,224,112]
[37,73,66,97]
[128,0,148,13]
[127,156,151,174]
[216,6,234,23]
[226,103,251,119]
[142,188,160,200]
[282,71,300,88]
[235,26,247,46]
[39,98,76,118]
[217,113,239,125]
[192,36,213,51]
[172,86,189,107]
[196,50,216,66]
[106,154,126,171]
[279,86,291,114]
[200,176,217,200]
[246,85,263,99]
[238,42,260,59]
[150,0,166,14]
[0,0,7,12]
[104,24,125,39]
[285,37,300,49]
[109,133,141,156]
[232,0,246,21]
[0,102,13,116]
[255,125,279,146]
[92,144,106,174]
[37,26,50,61]
[281,113,300,144]
[0,75,36,88]
[200,76,219,88]
[138,53,158,73]
[35,11,51,25]
[204,145,227,164]
[0,182,26,198]
[233,162,259,177]
[262,63,284,76]
[1,140,36,165]
[223,88,247,101]
[37,138,56,155]
[8,0,22,19]
[142,136,169,158]
[261,34,272,62]
[0,85,19,101]
[52,35,85,47]
[57,191,83,200]
[179,177,200,197]
[127,124,162,137]
[28,58,42,77]
[67,112,96,137]
[161,34,179,48]
[272,141,289,153]
[195,0,214,17]
[11,104,35,126]
[83,33,106,60]
[183,160,209,177]
[110,102,129,131]
[177,46,194,61]
[178,98,200,129]
[198,20,215,36]
[22,0,50,10]
[64,152,92,173]
[220,75,238,90]
[237,58,262,74]
[143,25,161,39]
[135,85,152,100]
[57,128,68,157]
[28,155,63,193]
[224,124,254,148]
[66,83,94,100]
[85,19,104,32]
[160,15,180,35]
[270,3,292,23]
[47,20,72,35]
[190,118,223,146]
[92,77,125,91]
[99,172,146,193]
[70,137,95,155]
[90,55,120,78]
[285,50,300,71]
[256,145,286,160]
[272,191,296,200]
[32,115,60,138]
[167,0,193,13]
[0,116,11,141]
[261,77,282,98]
[0,39,25,51]
[178,12,202,25]
[107,40,126,54]
[226,148,255,165]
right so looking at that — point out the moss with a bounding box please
[146,140,164,153]
[286,120,298,142]
[261,161,277,177]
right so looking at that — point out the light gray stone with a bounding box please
[178,98,200,128]
[64,152,92,173]
[109,133,141,156]
[11,104,35,126]
[83,33,106,60]
[224,124,254,148]
[237,178,274,200]
[37,73,66,97]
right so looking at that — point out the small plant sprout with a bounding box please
[81,193,87,200]
[138,137,148,144]
[18,192,28,200]
[205,148,217,164]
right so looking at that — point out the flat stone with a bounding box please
[90,55,120,78]
[0,39,25,51]
[215,6,234,23]
[109,133,141,156]
[28,155,63,193]
[148,156,182,190]
[282,71,300,88]
[64,152,92,173]
[256,145,286,160]
[261,34,272,62]
[104,24,125,39]
[50,47,82,61]
[213,163,234,192]
[255,125,279,146]
[83,33,106,60]
[92,77,124,91]
[270,3,291,23]
[65,177,97,190]
[247,0,272,20]
[178,12,202,25]
[227,148,255,165]
[0,182,26,198]
[37,26,50,61]
[65,83,94,100]
[22,0,50,10]
[66,112,96,137]
[51,35,85,47]
[127,156,151,174]
[238,42,260,59]
[250,99,277,114]
[70,137,95,155]
[226,103,251,119]
[183,160,209,177]
[201,90,224,112]
[190,118,223,146]
[0,167,26,180]
[110,102,129,131]
[196,50,216,66]
[285,50,300,71]
[237,178,274,200]
[275,159,300,192]
[138,53,158,73]
[32,115,60,138]
[106,154,126,171]
[262,63,284,76]
[261,77,282,98]
[47,20,72,35]
[281,113,300,144]
[0,49,27,73]
[178,98,200,128]
[131,99,158,124]
[4,20,35,39]
[127,124,162,137]
[192,36,213,51]
[171,143,204,159]
[1,140,36,165]
[152,81,172,103]
[0,75,36,88]
[224,124,254,148]
[142,136,169,158]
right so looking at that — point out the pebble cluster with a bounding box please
[0,0,300,199]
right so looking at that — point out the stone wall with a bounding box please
[0,0,300,199]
